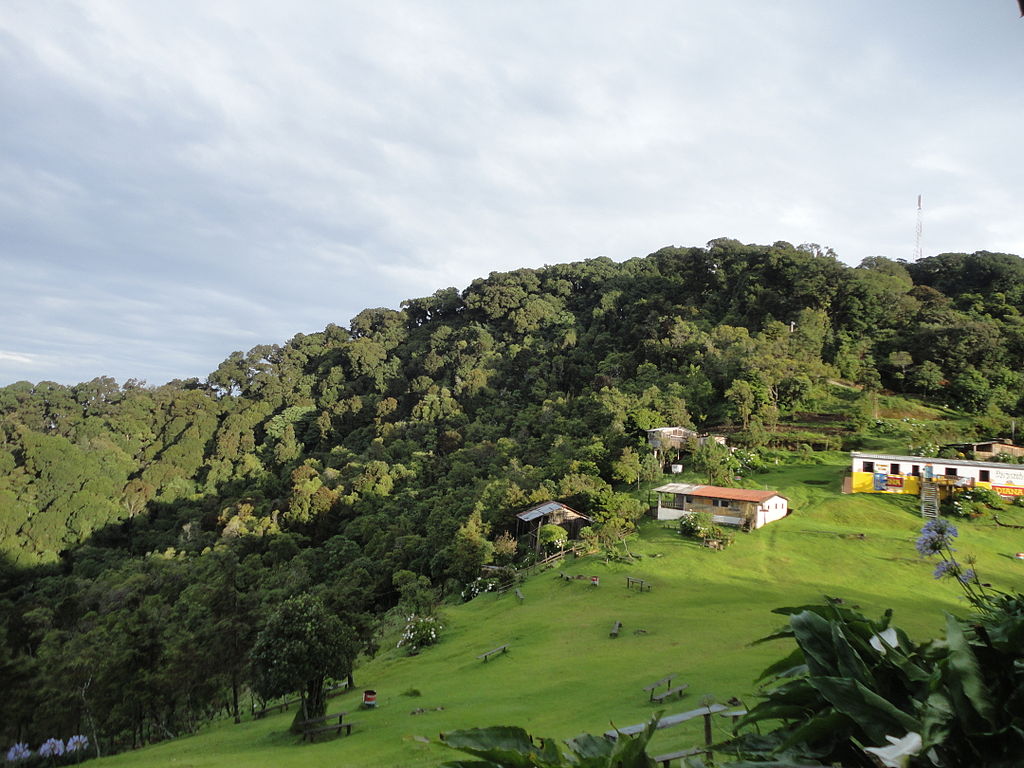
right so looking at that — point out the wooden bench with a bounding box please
[477,644,509,662]
[626,576,651,592]
[604,704,728,740]
[302,721,357,740]
[643,674,675,701]
[254,696,302,719]
[515,588,524,603]
[610,621,622,638]
[651,746,705,767]
[298,710,348,729]
[719,708,748,727]
[651,684,689,704]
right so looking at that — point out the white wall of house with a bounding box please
[753,496,789,528]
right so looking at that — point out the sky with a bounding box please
[1,1,1022,387]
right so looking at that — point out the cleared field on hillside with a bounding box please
[97,458,1024,768]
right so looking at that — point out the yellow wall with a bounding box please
[850,472,921,495]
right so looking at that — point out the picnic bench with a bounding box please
[650,683,689,704]
[477,644,509,662]
[254,696,302,719]
[604,703,728,740]
[626,576,651,592]
[610,620,622,638]
[643,674,675,701]
[299,711,357,741]
[719,708,748,727]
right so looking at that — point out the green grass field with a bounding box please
[96,455,1024,767]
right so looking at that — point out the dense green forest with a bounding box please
[2,240,1024,755]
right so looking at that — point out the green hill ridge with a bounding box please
[92,455,1024,767]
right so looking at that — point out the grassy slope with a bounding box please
[98,455,1024,768]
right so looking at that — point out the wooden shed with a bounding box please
[515,501,591,552]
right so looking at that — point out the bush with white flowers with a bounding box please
[397,614,442,653]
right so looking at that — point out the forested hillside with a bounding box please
[2,240,1023,754]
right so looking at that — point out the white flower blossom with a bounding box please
[863,732,923,768]
[869,627,899,654]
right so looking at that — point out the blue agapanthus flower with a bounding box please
[38,738,65,758]
[958,568,977,584]
[933,559,960,580]
[915,519,958,556]
[66,734,89,753]
[5,743,31,762]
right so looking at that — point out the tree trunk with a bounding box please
[231,672,240,724]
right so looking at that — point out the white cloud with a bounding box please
[1,1,1022,385]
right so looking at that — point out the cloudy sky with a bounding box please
[1,2,1022,387]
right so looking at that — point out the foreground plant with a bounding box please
[708,520,1024,767]
[437,717,660,768]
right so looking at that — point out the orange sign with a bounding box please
[992,485,1024,497]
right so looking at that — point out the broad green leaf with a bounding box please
[739,702,816,726]
[808,677,919,744]
[778,710,853,752]
[830,622,873,687]
[757,646,806,682]
[944,613,995,726]
[790,611,839,677]
[440,726,550,767]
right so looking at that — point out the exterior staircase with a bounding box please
[920,480,939,519]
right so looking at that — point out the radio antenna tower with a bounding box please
[913,194,923,260]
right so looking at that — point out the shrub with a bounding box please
[397,614,442,653]
[460,577,498,602]
[678,511,713,539]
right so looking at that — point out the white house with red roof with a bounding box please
[652,483,789,530]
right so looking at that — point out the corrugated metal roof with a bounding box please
[850,452,1024,471]
[652,483,704,494]
[653,483,786,503]
[515,501,589,522]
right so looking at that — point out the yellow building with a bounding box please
[849,452,1024,499]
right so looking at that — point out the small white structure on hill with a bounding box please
[647,427,728,454]
[652,483,789,530]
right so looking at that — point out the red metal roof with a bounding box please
[685,486,785,503]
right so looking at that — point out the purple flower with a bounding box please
[915,519,958,556]
[958,568,977,584]
[66,735,89,753]
[5,743,31,762]
[38,738,65,758]
[933,560,960,580]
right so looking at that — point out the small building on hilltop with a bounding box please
[849,452,1024,499]
[647,427,728,456]
[942,439,1024,460]
[514,501,591,552]
[652,483,789,530]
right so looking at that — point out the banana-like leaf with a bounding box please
[778,710,852,752]
[944,613,995,726]
[790,611,839,678]
[757,646,806,682]
[829,622,873,688]
[807,677,919,745]
[440,726,554,767]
